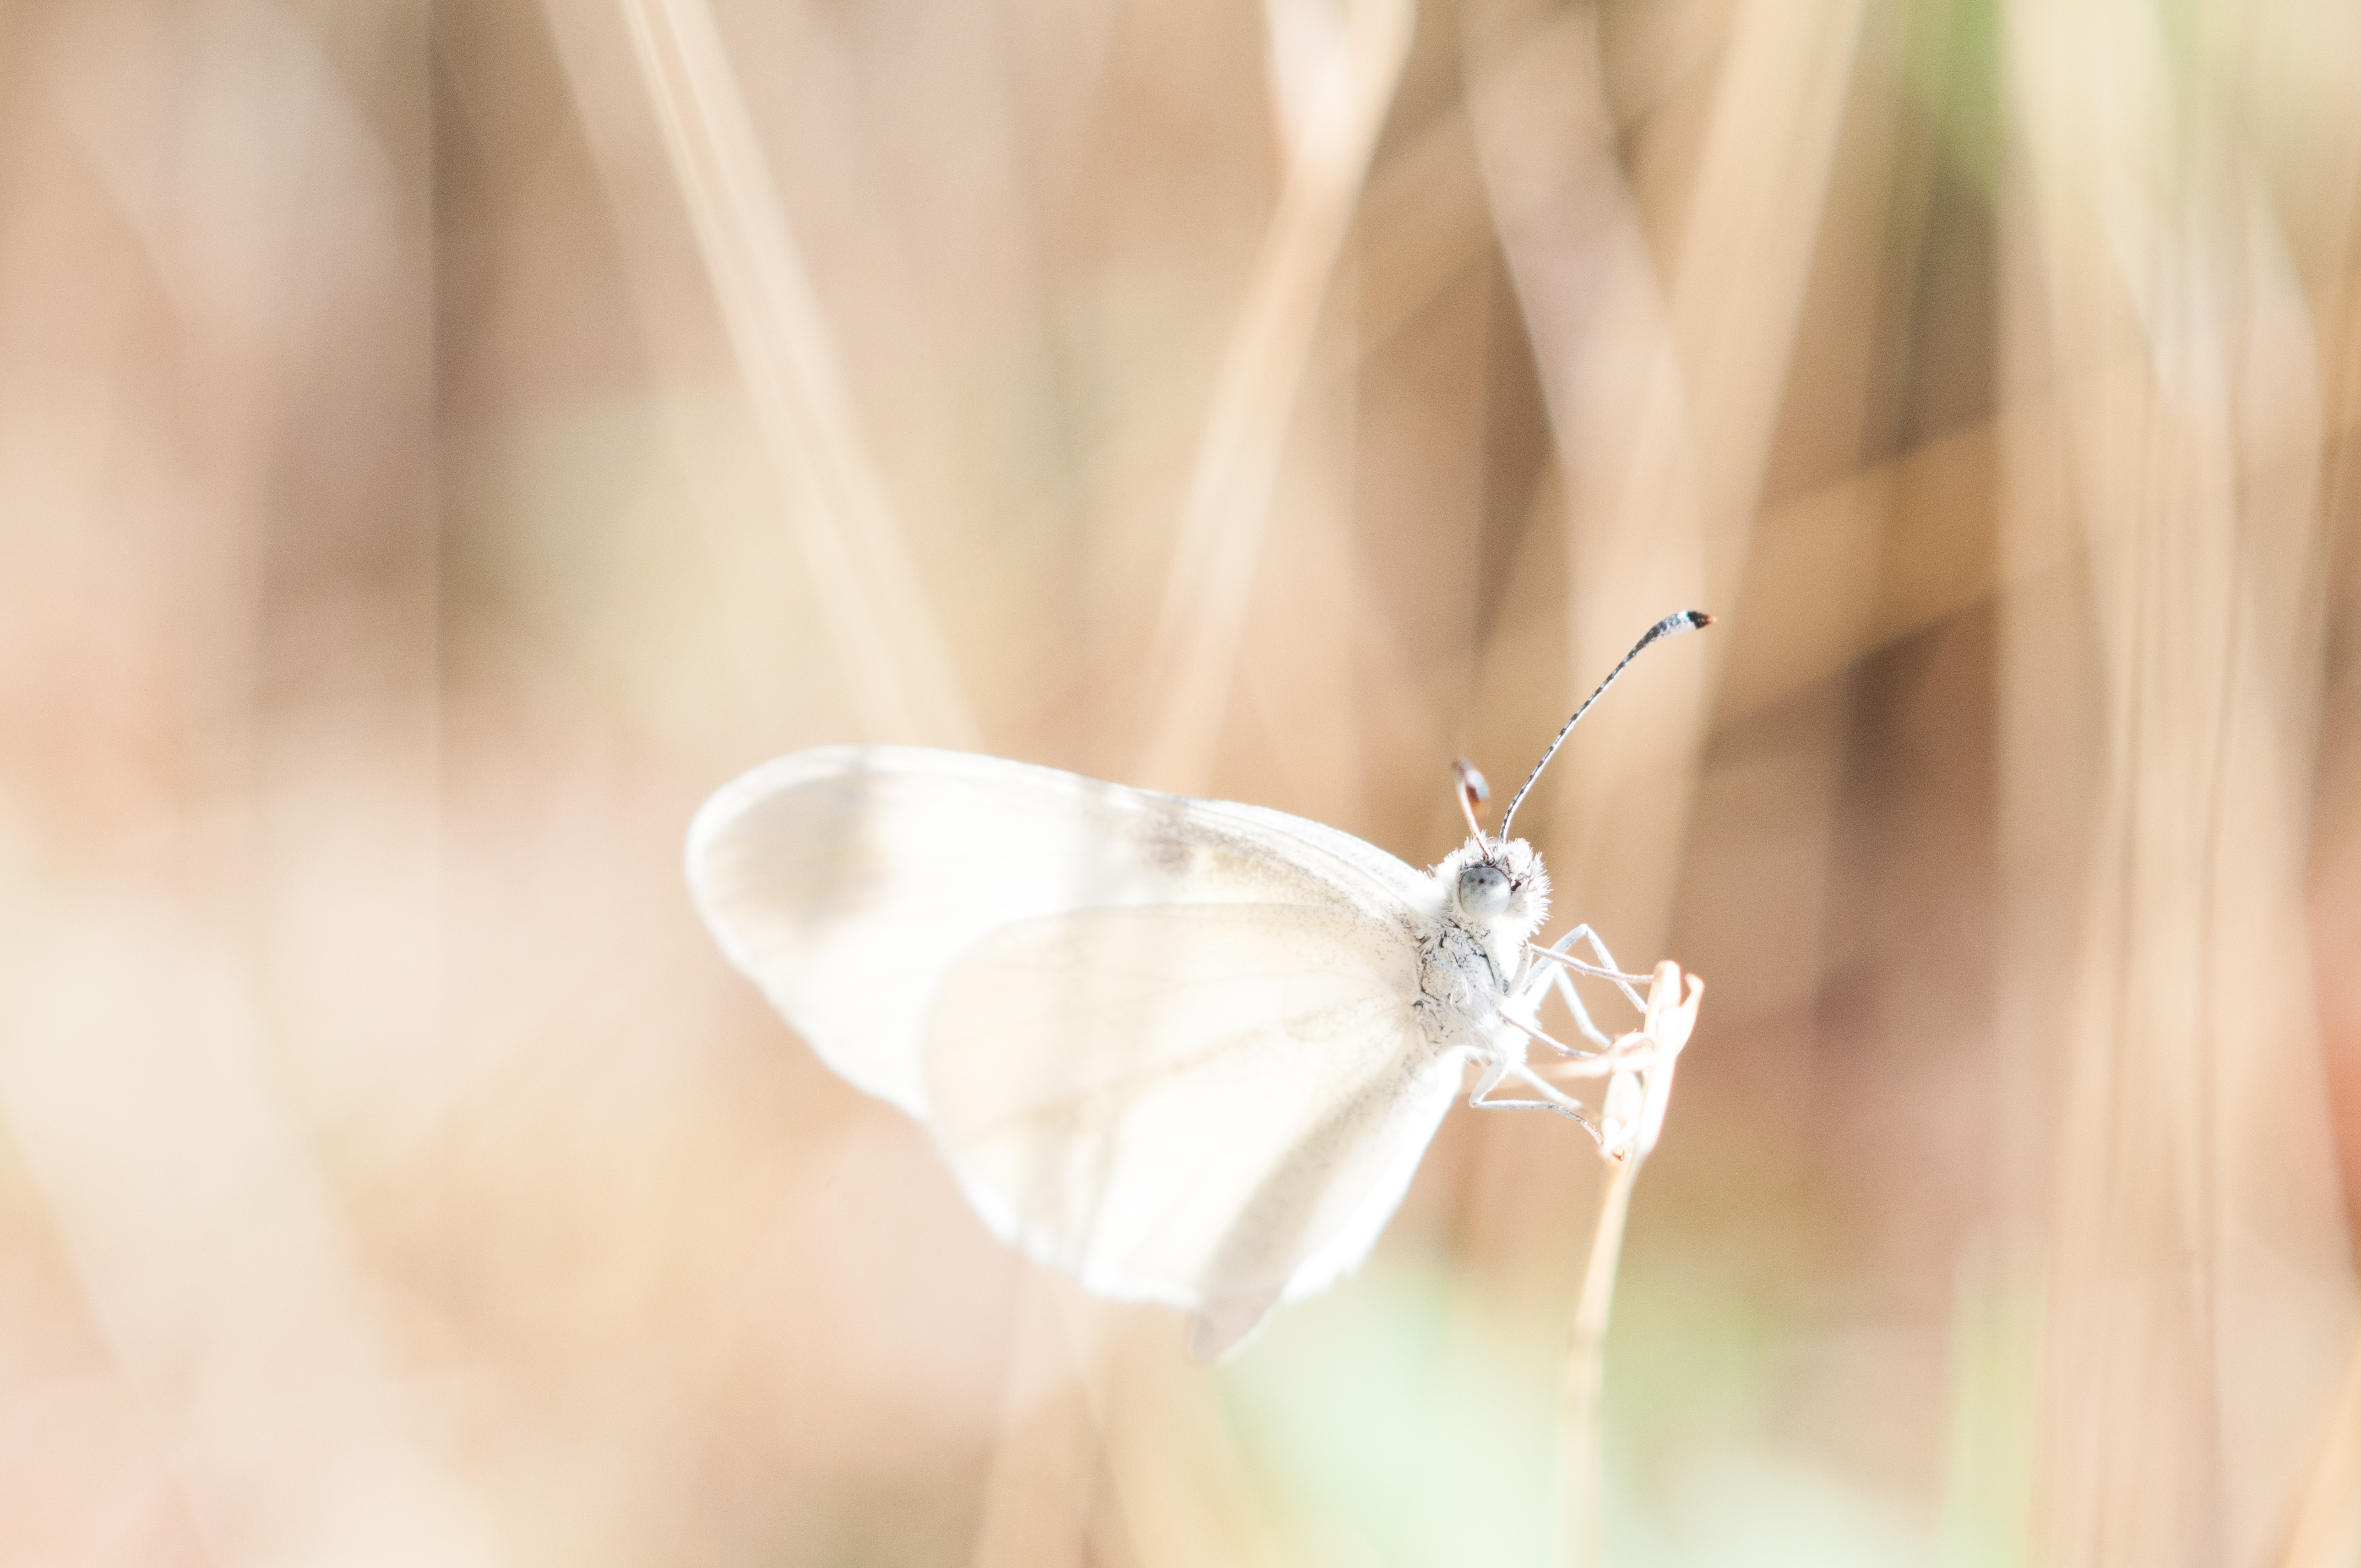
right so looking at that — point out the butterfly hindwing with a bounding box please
[923,903,1462,1353]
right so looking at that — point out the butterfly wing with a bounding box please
[925,903,1465,1357]
[687,745,1440,1110]
[686,745,1461,1351]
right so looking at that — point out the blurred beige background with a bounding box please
[2,0,2359,1563]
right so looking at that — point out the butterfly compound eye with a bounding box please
[1457,862,1511,918]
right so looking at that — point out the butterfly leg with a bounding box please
[1468,1058,1596,1129]
[1563,923,1628,977]
[1503,1014,1658,1079]
[1499,1011,1596,1061]
[1520,930,1617,1047]
[1579,928,1651,1012]
[1529,927,1650,1009]
[1527,945,1651,1007]
[1543,963,1616,1049]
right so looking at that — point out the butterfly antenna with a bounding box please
[1495,611,1714,842]
[1452,759,1489,841]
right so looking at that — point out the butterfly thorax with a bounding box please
[1415,837,1552,1048]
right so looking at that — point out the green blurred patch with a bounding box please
[1218,1249,1951,1568]
[1903,0,2003,193]
[1220,1253,1556,1568]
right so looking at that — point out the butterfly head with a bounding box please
[1437,836,1551,947]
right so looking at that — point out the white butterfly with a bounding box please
[687,612,1710,1359]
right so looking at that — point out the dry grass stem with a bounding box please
[1558,1152,1636,1568]
[2272,1332,2361,1568]
[2001,3,2361,1562]
[1552,960,1700,1566]
[619,0,975,746]
[1138,0,1413,791]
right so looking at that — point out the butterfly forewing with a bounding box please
[688,747,1435,1114]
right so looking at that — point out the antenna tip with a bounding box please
[1453,759,1490,803]
[1684,609,1715,629]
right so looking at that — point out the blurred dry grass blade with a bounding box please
[969,1281,1113,1568]
[1,913,501,1568]
[984,10,1416,1551]
[1135,0,1413,792]
[0,1,490,1559]
[1465,0,1864,956]
[618,0,975,747]
[2273,1335,2361,1567]
[972,1292,1291,1568]
[2000,3,2361,1564]
[1460,1,1701,962]
[1455,7,1868,1560]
